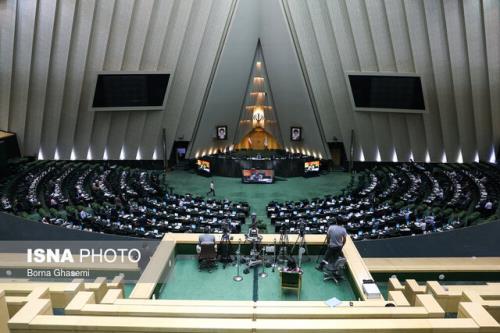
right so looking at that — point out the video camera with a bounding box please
[246,222,262,242]
[221,221,231,241]
[298,220,306,237]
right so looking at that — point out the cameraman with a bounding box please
[316,219,347,272]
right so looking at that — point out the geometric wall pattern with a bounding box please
[1,0,499,162]
[286,0,500,163]
[0,0,235,161]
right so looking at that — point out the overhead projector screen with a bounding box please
[346,72,425,113]
[91,72,169,111]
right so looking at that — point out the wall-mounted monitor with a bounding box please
[216,126,227,140]
[242,169,274,184]
[304,160,320,176]
[91,72,169,111]
[196,160,211,175]
[346,72,425,113]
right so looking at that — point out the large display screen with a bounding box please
[196,160,211,174]
[242,169,274,184]
[304,160,320,174]
[92,73,169,110]
[348,74,425,111]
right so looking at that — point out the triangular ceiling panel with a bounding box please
[234,41,283,148]
[189,0,329,159]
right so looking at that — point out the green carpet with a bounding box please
[123,284,134,298]
[157,256,356,301]
[376,282,389,299]
[165,170,352,232]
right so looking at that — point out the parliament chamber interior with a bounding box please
[0,0,500,332]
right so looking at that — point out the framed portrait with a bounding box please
[290,127,302,141]
[216,125,227,140]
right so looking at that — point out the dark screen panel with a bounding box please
[92,74,169,108]
[348,75,425,110]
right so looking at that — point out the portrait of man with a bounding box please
[291,127,302,141]
[216,126,227,140]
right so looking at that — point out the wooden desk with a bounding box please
[71,303,256,318]
[458,302,500,332]
[16,315,255,332]
[0,131,13,139]
[364,257,500,273]
[342,237,383,301]
[254,318,479,332]
[0,290,9,333]
[114,299,255,307]
[164,233,327,245]
[113,299,399,308]
[462,290,500,322]
[254,306,433,319]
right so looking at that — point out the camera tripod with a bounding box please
[277,226,289,267]
[291,230,310,262]
[218,230,233,268]
[244,235,263,268]
[315,235,328,263]
[233,241,243,282]
[240,223,264,269]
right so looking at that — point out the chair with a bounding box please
[323,256,347,284]
[198,243,217,272]
[280,271,302,299]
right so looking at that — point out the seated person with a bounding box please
[283,256,302,273]
[196,227,217,254]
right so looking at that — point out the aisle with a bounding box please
[164,170,352,232]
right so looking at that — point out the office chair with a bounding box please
[323,256,347,284]
[198,243,217,272]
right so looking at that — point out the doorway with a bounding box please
[328,142,347,170]
[169,141,190,168]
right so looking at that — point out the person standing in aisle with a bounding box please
[207,180,216,197]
